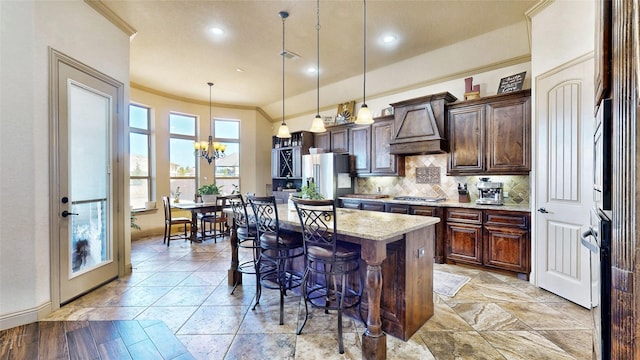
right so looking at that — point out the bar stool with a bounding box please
[227,194,259,298]
[248,195,304,325]
[292,198,363,354]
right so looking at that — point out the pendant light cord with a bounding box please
[316,0,320,117]
[281,12,287,126]
[207,82,213,140]
[362,0,367,105]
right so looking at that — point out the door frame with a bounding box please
[48,48,126,310]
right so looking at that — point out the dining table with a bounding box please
[171,198,228,243]
[224,203,439,360]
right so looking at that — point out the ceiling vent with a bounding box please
[389,92,457,155]
[281,50,301,60]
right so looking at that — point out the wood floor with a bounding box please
[0,320,194,360]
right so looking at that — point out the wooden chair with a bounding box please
[199,196,227,242]
[162,196,191,247]
[248,195,304,325]
[292,198,363,354]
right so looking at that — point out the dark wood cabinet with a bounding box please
[445,207,530,279]
[446,208,483,265]
[350,125,371,174]
[385,203,409,214]
[312,125,349,154]
[271,131,312,190]
[361,201,385,212]
[313,132,329,152]
[371,116,405,176]
[483,210,530,277]
[411,205,444,264]
[447,90,531,175]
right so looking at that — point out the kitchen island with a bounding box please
[227,204,439,360]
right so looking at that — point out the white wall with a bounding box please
[0,0,130,329]
[130,88,273,236]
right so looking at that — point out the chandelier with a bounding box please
[194,82,226,164]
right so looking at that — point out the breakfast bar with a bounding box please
[227,204,439,360]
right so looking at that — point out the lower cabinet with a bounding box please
[446,207,530,279]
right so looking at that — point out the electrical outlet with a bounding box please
[418,247,425,258]
[504,191,509,198]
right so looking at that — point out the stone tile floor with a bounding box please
[45,235,593,359]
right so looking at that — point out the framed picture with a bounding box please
[323,116,335,126]
[381,107,393,116]
[336,101,355,124]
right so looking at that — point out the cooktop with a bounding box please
[393,196,446,202]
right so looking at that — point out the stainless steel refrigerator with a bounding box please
[302,153,353,200]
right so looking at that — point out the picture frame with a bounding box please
[323,116,335,126]
[497,71,526,94]
[336,101,356,124]
[381,107,393,116]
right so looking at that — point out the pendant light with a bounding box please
[354,0,373,125]
[194,82,226,164]
[276,11,292,139]
[309,0,326,133]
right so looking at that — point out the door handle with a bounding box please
[537,207,549,214]
[61,210,79,217]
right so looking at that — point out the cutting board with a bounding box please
[342,194,389,199]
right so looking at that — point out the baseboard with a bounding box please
[0,301,52,331]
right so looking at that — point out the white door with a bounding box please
[51,50,123,304]
[535,55,594,308]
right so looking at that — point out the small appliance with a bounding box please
[475,177,503,205]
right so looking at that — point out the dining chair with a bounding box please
[248,195,304,325]
[292,197,363,354]
[162,196,191,247]
[227,194,259,298]
[199,196,227,242]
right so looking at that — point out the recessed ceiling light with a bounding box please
[307,67,317,73]
[210,27,224,35]
[382,35,396,43]
[236,68,245,72]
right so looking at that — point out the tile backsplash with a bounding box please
[356,154,530,205]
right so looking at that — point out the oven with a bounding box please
[584,97,612,360]
[581,209,611,360]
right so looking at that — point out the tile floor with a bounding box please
[44,235,593,359]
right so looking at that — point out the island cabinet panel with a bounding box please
[411,206,445,264]
[355,226,434,341]
[349,125,371,174]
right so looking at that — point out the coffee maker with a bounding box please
[476,177,503,205]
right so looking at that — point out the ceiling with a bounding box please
[103,0,536,118]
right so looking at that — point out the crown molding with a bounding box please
[84,0,137,38]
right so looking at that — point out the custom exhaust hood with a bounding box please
[389,92,457,155]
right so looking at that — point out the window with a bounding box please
[214,119,240,193]
[129,104,151,210]
[169,113,197,201]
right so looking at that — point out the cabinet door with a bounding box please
[292,147,302,177]
[448,105,484,174]
[314,132,330,152]
[485,96,531,173]
[446,222,483,265]
[371,118,403,175]
[483,225,529,273]
[330,128,349,153]
[350,125,371,174]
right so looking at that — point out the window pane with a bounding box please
[170,113,196,136]
[215,142,239,177]
[129,105,149,130]
[130,133,149,176]
[170,178,196,203]
[215,119,239,139]
[170,138,196,177]
[130,178,150,209]
[214,178,239,195]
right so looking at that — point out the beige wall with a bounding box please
[0,0,130,329]
[130,88,273,237]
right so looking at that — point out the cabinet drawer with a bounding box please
[361,201,385,212]
[446,208,483,224]
[484,210,529,228]
[340,200,362,210]
[385,203,410,214]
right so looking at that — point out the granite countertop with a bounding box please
[276,204,439,241]
[338,196,531,212]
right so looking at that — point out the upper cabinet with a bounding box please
[313,124,349,154]
[271,131,313,179]
[447,90,531,175]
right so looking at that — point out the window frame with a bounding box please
[169,112,198,202]
[129,103,152,210]
[213,118,241,192]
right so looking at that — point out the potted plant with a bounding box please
[299,182,323,200]
[198,183,223,203]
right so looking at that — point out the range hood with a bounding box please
[389,92,457,155]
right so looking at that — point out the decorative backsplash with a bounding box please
[356,154,530,205]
